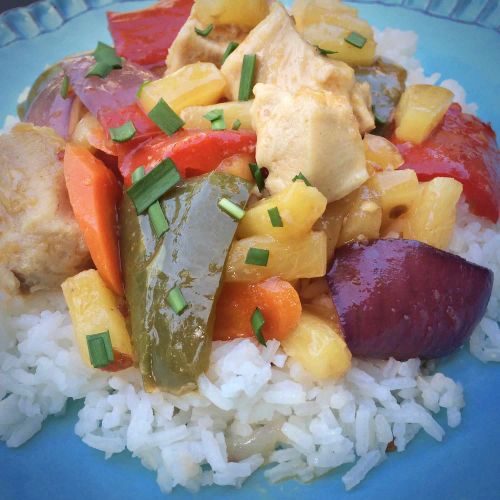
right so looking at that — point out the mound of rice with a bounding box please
[0,28,498,493]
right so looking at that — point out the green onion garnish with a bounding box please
[93,41,123,68]
[148,98,185,136]
[203,109,226,130]
[60,75,70,99]
[109,120,136,143]
[86,61,114,79]
[238,54,257,101]
[132,166,169,237]
[249,163,265,192]
[218,198,246,221]
[195,24,214,37]
[315,45,338,56]
[127,158,181,214]
[292,172,312,186]
[245,247,269,267]
[132,166,146,183]
[136,80,150,98]
[86,331,114,368]
[167,286,188,315]
[251,308,266,346]
[267,207,283,227]
[345,31,367,49]
[148,201,169,237]
[232,119,242,131]
[221,41,239,64]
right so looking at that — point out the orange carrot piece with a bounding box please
[63,143,123,295]
[214,277,302,342]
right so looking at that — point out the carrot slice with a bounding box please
[214,277,302,342]
[63,143,123,295]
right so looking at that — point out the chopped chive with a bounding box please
[109,120,136,143]
[267,207,283,227]
[249,163,265,192]
[86,331,114,368]
[86,61,114,78]
[232,119,242,131]
[218,197,246,221]
[221,41,239,64]
[148,98,185,136]
[203,109,226,131]
[132,166,169,236]
[251,308,266,346]
[167,286,188,315]
[132,166,146,184]
[203,109,223,122]
[195,24,214,37]
[245,247,269,267]
[127,158,181,214]
[315,45,338,56]
[60,75,70,99]
[93,41,123,68]
[148,201,169,237]
[292,172,312,187]
[345,31,367,49]
[238,54,257,101]
[136,80,150,98]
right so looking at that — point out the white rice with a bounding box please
[0,28,498,493]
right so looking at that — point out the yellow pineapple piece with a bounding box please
[292,0,358,31]
[225,232,327,282]
[282,309,352,380]
[394,84,454,144]
[215,154,255,182]
[180,101,253,130]
[237,181,327,241]
[138,62,226,115]
[313,202,347,260]
[366,169,420,228]
[194,0,269,29]
[364,133,404,173]
[61,270,133,370]
[403,177,463,249]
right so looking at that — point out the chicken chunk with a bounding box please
[166,11,248,73]
[0,124,90,293]
[221,2,374,133]
[252,84,368,203]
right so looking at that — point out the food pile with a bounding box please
[0,0,499,493]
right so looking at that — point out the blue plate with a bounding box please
[0,2,499,499]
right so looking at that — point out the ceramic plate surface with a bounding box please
[0,1,499,499]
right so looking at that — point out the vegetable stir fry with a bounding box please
[3,0,498,397]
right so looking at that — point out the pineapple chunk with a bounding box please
[138,62,226,115]
[337,185,382,247]
[194,0,269,29]
[225,232,327,282]
[180,101,253,130]
[364,133,404,173]
[304,23,376,66]
[282,310,352,380]
[394,84,454,144]
[61,270,133,370]
[237,181,327,240]
[292,0,358,31]
[366,169,420,227]
[314,203,346,260]
[403,177,463,249]
[216,153,255,182]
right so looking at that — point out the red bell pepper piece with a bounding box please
[393,103,500,223]
[119,130,257,186]
[107,0,194,68]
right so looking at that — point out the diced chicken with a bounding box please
[251,84,368,203]
[0,124,90,293]
[221,2,374,133]
[166,11,248,73]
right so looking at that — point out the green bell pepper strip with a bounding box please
[120,172,252,394]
